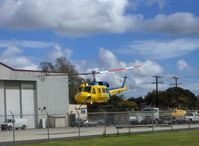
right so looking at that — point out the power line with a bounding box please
[180,75,199,78]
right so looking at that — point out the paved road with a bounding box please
[0,124,199,144]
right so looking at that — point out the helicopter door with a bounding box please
[97,87,106,101]
[102,87,109,101]
[98,87,103,99]
[91,87,96,94]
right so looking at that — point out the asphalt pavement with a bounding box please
[0,124,199,145]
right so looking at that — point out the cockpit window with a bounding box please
[92,87,96,94]
[102,88,108,93]
[98,88,101,93]
[83,86,92,93]
[79,87,83,92]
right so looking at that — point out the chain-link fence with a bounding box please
[0,110,199,144]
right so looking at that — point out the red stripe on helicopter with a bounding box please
[109,68,127,72]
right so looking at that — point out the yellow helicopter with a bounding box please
[75,64,145,104]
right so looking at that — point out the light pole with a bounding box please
[75,107,81,139]
[39,107,50,140]
[10,111,15,143]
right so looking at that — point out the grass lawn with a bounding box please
[16,130,199,146]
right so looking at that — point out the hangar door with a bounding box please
[21,82,35,128]
[6,81,20,118]
[5,81,36,128]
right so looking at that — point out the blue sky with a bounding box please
[0,0,199,97]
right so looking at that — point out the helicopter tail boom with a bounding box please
[108,75,127,96]
[108,86,127,96]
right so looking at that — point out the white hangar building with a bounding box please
[0,62,69,128]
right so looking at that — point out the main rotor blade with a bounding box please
[98,64,148,74]
[75,64,149,76]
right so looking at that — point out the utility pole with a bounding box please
[171,76,182,88]
[152,76,163,107]
[171,76,182,108]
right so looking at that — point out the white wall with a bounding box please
[37,76,69,115]
[0,81,4,123]
[0,63,69,128]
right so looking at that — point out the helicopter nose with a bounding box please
[75,92,91,103]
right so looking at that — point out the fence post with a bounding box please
[47,112,50,141]
[103,112,106,135]
[171,117,173,130]
[128,111,131,134]
[125,109,131,134]
[10,111,15,144]
[152,111,154,132]
[188,119,191,129]
[77,111,81,139]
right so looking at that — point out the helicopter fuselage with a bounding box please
[75,84,110,104]
[75,76,127,104]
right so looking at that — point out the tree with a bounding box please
[144,91,157,107]
[128,96,145,110]
[144,87,198,109]
[40,61,55,72]
[54,58,84,103]
[40,57,84,104]
[166,87,197,109]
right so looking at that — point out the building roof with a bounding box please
[0,62,42,72]
[0,62,68,75]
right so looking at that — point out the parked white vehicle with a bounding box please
[129,107,159,124]
[143,107,160,120]
[1,118,28,131]
[129,113,144,124]
[185,111,199,122]
[83,120,97,127]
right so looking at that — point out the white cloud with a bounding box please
[0,40,55,48]
[99,48,126,69]
[48,45,73,61]
[75,48,164,97]
[130,0,166,10]
[0,39,74,69]
[1,46,21,57]
[182,82,199,95]
[145,13,199,35]
[1,1,198,36]
[177,60,188,71]
[0,0,140,37]
[147,0,166,9]
[0,46,38,70]
[123,39,199,59]
[129,60,163,76]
